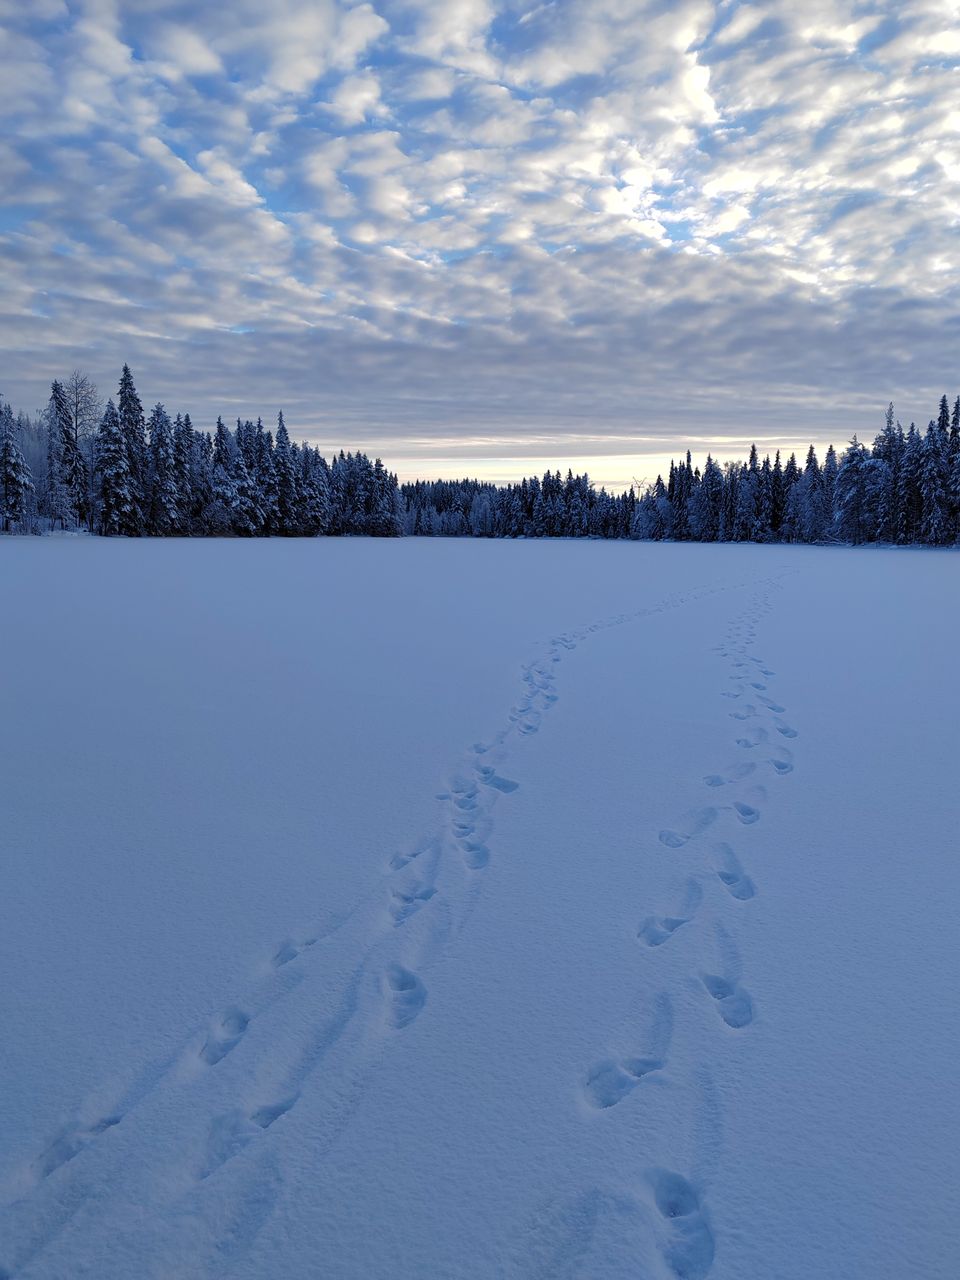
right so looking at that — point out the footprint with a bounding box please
[659,808,718,849]
[769,747,794,775]
[735,727,768,748]
[774,720,798,738]
[251,1096,298,1129]
[732,801,760,825]
[704,762,755,787]
[389,883,437,924]
[584,994,672,1109]
[584,1057,663,1109]
[729,705,757,721]
[638,916,688,947]
[748,681,767,691]
[714,843,755,900]
[272,939,301,967]
[650,1170,715,1279]
[702,975,754,1028]
[33,1115,122,1181]
[200,1006,250,1066]
[385,964,427,1028]
[757,695,785,712]
[639,880,701,945]
[460,839,490,869]
[517,711,542,735]
[476,768,520,794]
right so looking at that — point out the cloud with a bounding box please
[0,0,958,483]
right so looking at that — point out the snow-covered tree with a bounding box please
[94,399,136,536]
[147,403,181,535]
[1,406,34,532]
[117,365,146,532]
[834,437,870,544]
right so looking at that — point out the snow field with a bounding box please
[0,538,957,1279]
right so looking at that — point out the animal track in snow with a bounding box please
[384,964,427,1028]
[714,843,755,901]
[659,808,718,849]
[702,975,754,1028]
[200,1007,250,1066]
[650,1169,715,1280]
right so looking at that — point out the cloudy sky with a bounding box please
[2,0,958,485]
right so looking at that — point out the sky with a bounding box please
[1,0,958,488]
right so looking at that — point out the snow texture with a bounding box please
[1,538,958,1279]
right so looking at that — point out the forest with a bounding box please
[2,367,958,546]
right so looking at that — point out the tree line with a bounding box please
[2,368,959,547]
[403,398,960,546]
[1,366,403,537]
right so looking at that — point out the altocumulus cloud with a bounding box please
[1,0,958,483]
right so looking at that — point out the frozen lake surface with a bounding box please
[1,537,957,1279]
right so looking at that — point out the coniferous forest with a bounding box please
[2,366,959,547]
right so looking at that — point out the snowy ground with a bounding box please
[1,538,958,1280]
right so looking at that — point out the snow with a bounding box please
[1,537,958,1279]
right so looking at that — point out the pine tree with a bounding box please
[94,400,135,536]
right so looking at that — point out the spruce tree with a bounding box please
[94,400,135,536]
[822,445,838,535]
[273,412,301,534]
[117,365,147,532]
[44,383,72,530]
[920,423,949,545]
[147,403,181,535]
[231,449,264,535]
[834,437,869,544]
[0,407,34,532]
